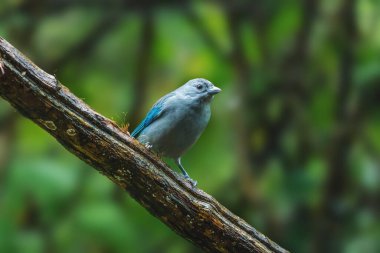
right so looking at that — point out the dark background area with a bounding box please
[0,0,379,252]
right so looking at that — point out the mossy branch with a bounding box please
[0,37,288,253]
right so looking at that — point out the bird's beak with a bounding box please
[208,86,222,95]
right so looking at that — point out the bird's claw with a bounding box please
[145,142,153,149]
[185,176,197,188]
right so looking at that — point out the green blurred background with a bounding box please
[0,0,379,252]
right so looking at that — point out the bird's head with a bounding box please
[179,78,221,102]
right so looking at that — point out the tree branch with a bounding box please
[0,37,288,253]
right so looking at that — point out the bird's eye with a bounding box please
[196,84,203,90]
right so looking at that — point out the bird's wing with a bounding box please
[131,92,175,138]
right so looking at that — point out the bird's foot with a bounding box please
[184,176,197,188]
[145,142,153,150]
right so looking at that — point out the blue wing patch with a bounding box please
[131,93,174,138]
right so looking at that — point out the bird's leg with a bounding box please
[175,158,197,187]
[175,157,190,178]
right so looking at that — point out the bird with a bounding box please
[131,78,221,187]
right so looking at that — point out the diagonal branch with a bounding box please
[0,37,288,253]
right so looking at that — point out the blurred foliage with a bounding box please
[0,0,380,252]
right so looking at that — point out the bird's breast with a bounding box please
[176,102,210,132]
[141,101,211,158]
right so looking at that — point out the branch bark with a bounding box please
[0,37,288,253]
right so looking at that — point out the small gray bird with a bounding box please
[131,78,221,186]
